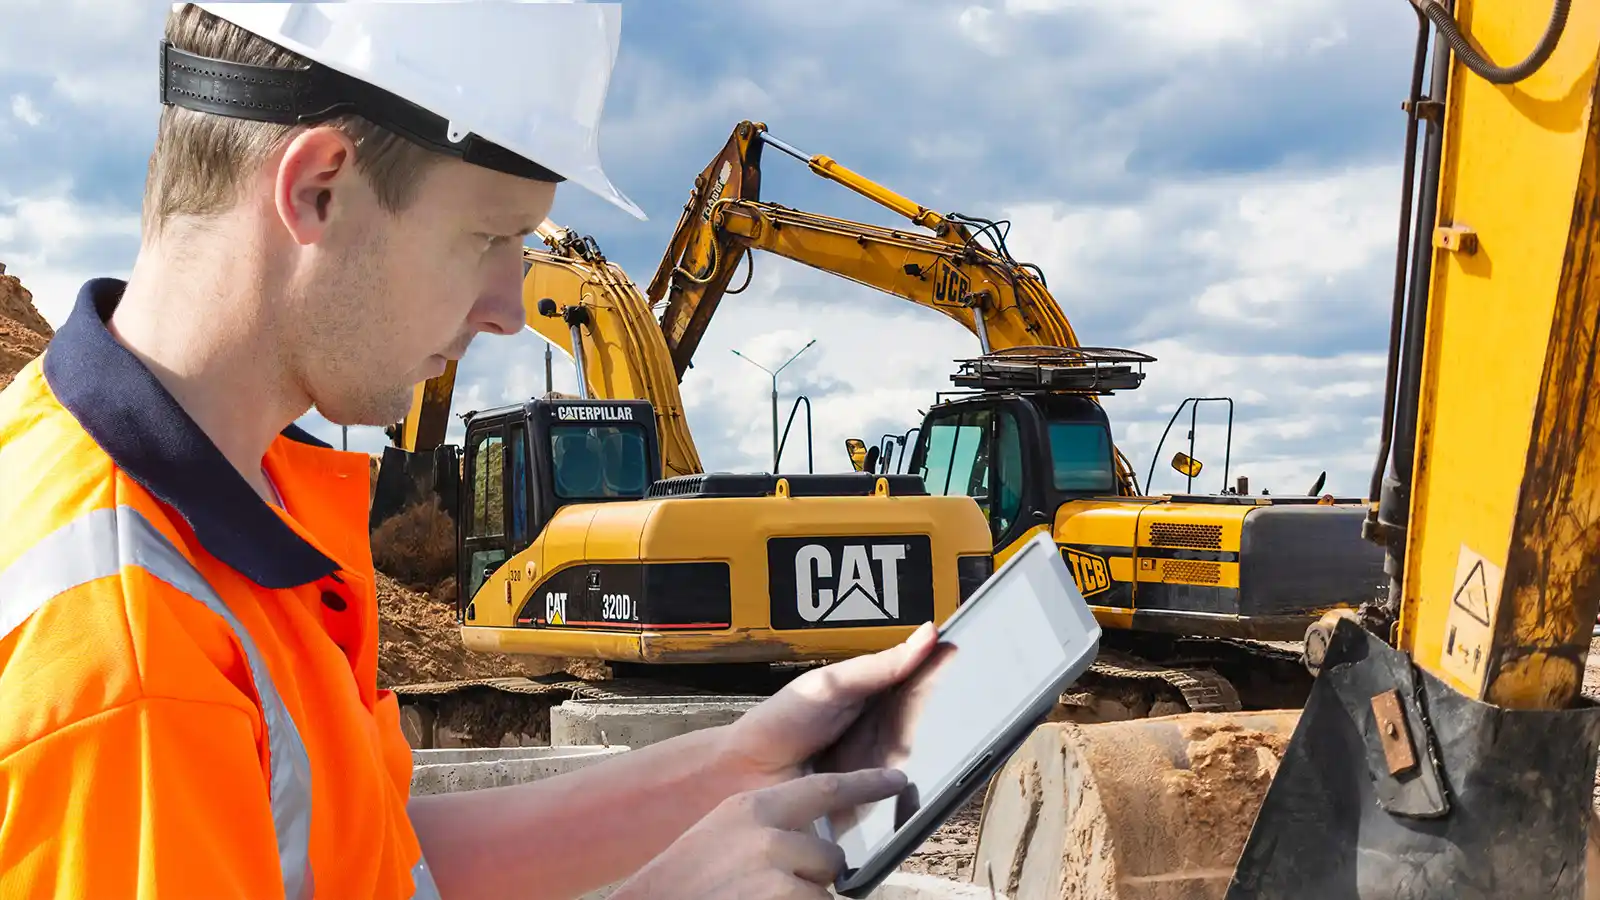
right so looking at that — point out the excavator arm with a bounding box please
[646,121,1144,493]
[373,222,704,531]
[391,221,701,479]
[646,121,1080,370]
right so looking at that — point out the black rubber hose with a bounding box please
[1419,0,1569,84]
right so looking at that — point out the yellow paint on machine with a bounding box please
[1397,0,1600,704]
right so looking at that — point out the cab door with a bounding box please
[460,414,537,604]
[911,400,1039,550]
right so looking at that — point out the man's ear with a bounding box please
[274,126,361,247]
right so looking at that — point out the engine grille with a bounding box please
[1150,522,1223,550]
[1163,560,1222,585]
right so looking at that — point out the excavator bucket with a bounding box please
[370,369,462,532]
[368,443,461,532]
[1221,616,1600,899]
[971,616,1600,900]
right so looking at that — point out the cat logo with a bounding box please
[767,535,936,630]
[795,543,907,623]
[1063,548,1112,599]
[545,591,568,626]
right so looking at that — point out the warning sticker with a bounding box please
[1440,545,1503,695]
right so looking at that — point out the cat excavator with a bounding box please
[371,221,995,679]
[962,1,1600,897]
[646,120,1387,714]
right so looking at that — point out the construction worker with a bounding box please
[0,4,934,899]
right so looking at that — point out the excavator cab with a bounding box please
[457,397,661,603]
[904,392,1118,548]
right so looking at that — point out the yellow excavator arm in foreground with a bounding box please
[391,221,704,480]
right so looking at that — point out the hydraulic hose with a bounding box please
[1415,0,1569,85]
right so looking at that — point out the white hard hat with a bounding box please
[167,1,645,221]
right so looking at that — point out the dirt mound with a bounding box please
[371,497,456,592]
[0,265,53,391]
[376,571,599,688]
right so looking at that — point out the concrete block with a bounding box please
[580,872,1003,900]
[410,745,631,795]
[415,745,615,766]
[551,695,763,749]
[845,873,1010,899]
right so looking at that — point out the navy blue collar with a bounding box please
[43,278,341,589]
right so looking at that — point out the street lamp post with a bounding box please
[733,338,817,472]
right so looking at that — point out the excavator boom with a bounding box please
[646,122,1081,373]
[646,121,1146,496]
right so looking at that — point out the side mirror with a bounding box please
[537,297,559,318]
[1171,452,1203,478]
[845,438,868,472]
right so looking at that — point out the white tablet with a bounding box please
[808,530,1101,897]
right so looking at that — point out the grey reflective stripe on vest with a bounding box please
[0,505,315,899]
[411,855,443,900]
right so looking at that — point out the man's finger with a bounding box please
[791,621,938,707]
[754,768,909,832]
[762,828,848,885]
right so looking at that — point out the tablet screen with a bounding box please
[810,548,1086,872]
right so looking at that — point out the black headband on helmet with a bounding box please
[158,39,565,184]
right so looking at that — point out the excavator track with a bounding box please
[394,636,1308,747]
[1085,649,1243,713]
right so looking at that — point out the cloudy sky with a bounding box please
[0,0,1424,498]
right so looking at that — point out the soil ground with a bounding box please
[0,269,52,391]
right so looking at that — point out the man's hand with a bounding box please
[609,768,907,900]
[721,621,939,787]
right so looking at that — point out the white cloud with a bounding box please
[0,0,164,119]
[995,0,1348,58]
[0,186,142,325]
[0,0,1413,508]
[10,94,40,127]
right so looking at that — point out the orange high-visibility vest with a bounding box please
[0,278,438,899]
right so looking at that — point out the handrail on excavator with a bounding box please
[775,394,813,474]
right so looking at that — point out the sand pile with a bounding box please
[375,571,603,688]
[0,265,53,391]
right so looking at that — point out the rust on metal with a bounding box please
[1371,688,1418,776]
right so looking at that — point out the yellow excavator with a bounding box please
[646,119,1388,712]
[961,1,1600,897]
[372,221,995,676]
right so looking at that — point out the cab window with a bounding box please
[1047,421,1115,494]
[552,425,650,499]
[920,409,991,499]
[468,430,505,538]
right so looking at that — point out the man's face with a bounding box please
[270,128,556,429]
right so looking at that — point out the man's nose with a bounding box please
[476,256,528,336]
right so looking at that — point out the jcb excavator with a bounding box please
[372,222,994,675]
[647,120,1387,712]
[961,1,1600,897]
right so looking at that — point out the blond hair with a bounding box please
[142,3,441,237]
